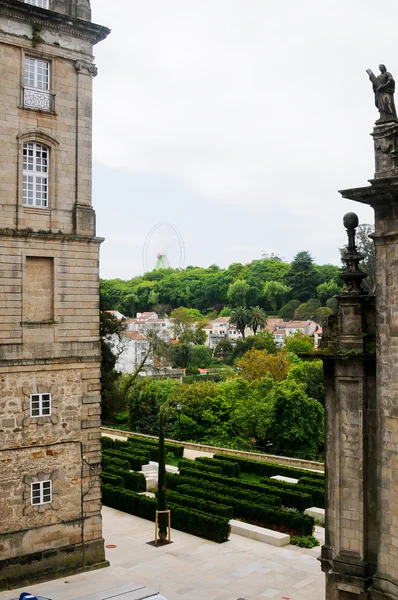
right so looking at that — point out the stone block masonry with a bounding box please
[0,0,109,590]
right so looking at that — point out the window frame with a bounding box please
[30,393,52,417]
[31,480,52,506]
[23,141,49,208]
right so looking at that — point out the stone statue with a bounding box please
[367,64,397,122]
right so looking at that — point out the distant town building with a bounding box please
[266,318,318,347]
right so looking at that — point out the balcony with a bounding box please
[23,87,55,112]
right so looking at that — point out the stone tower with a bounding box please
[321,77,398,598]
[0,0,109,589]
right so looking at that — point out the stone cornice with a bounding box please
[0,228,104,244]
[0,0,110,45]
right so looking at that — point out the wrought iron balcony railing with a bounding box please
[23,87,55,112]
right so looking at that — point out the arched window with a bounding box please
[23,142,49,207]
[24,0,49,8]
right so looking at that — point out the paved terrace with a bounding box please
[0,507,325,600]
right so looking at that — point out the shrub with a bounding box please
[106,466,146,492]
[100,436,114,450]
[178,468,312,511]
[299,476,325,488]
[102,455,130,471]
[260,477,325,509]
[102,448,149,471]
[290,535,319,548]
[213,454,324,482]
[175,484,314,536]
[127,436,184,458]
[167,474,281,507]
[102,472,124,487]
[166,490,233,519]
[195,457,240,478]
[178,459,222,475]
[101,484,230,543]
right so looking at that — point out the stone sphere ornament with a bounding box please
[343,212,359,230]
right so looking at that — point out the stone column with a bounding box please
[320,215,377,599]
[340,119,398,600]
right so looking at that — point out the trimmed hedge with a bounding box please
[127,436,184,458]
[102,472,124,487]
[260,477,325,509]
[175,484,314,536]
[195,457,240,478]
[101,484,230,543]
[299,476,325,488]
[102,448,149,471]
[178,468,312,511]
[166,490,233,519]
[214,454,324,481]
[178,459,222,475]
[167,473,281,507]
[106,466,146,492]
[102,455,130,471]
[101,436,115,450]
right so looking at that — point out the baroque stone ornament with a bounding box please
[367,64,398,122]
[341,212,367,293]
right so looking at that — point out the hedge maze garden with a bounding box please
[101,436,325,544]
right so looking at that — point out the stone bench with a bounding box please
[229,520,290,546]
[304,507,325,523]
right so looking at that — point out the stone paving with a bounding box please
[0,506,325,600]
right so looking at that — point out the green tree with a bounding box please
[316,280,340,304]
[278,299,301,320]
[355,224,375,294]
[188,345,212,369]
[170,307,206,344]
[263,281,291,311]
[219,306,232,317]
[293,298,321,320]
[100,311,125,421]
[266,380,324,459]
[171,343,192,369]
[233,332,278,360]
[248,305,268,334]
[284,331,314,354]
[314,306,333,324]
[227,279,251,307]
[238,349,291,382]
[157,411,168,542]
[326,297,338,313]
[230,307,250,340]
[284,251,318,302]
[287,360,324,404]
[213,338,234,364]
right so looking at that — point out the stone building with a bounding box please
[0,0,109,589]
[320,90,398,597]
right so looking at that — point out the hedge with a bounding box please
[178,468,312,511]
[127,436,184,458]
[165,489,233,519]
[106,465,146,492]
[102,472,124,487]
[299,476,325,488]
[102,455,130,471]
[178,459,222,475]
[175,484,314,536]
[195,457,240,478]
[101,436,115,450]
[214,454,324,481]
[102,448,149,471]
[260,477,325,509]
[167,473,281,507]
[101,484,230,543]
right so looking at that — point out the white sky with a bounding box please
[90,0,396,279]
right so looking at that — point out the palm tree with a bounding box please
[230,307,250,340]
[249,306,268,335]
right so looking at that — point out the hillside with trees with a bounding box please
[100,250,342,322]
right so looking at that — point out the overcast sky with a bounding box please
[90,0,396,280]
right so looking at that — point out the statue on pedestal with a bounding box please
[367,64,397,122]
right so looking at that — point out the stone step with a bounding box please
[229,520,290,546]
[304,507,325,523]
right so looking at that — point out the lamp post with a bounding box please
[177,403,182,441]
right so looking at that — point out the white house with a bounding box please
[267,318,318,347]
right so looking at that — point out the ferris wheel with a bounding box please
[142,222,186,273]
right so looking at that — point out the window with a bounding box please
[25,0,49,8]
[30,393,51,417]
[31,481,52,505]
[23,57,53,111]
[23,142,49,207]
